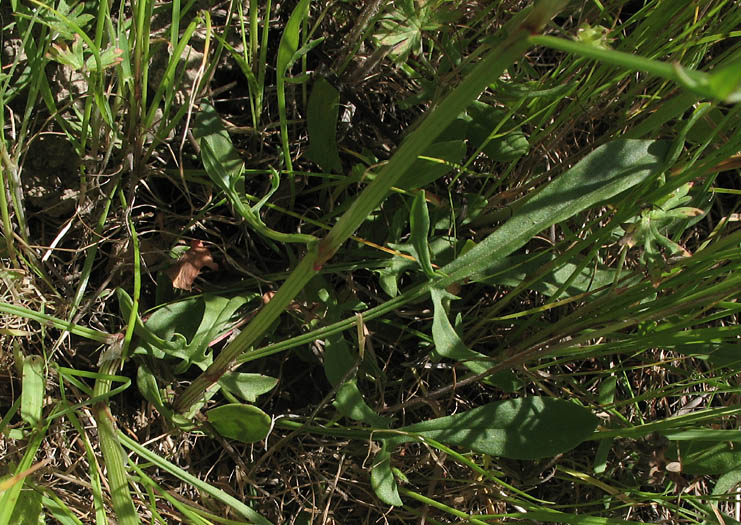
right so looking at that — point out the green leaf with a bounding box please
[84,45,123,72]
[409,191,435,277]
[439,139,670,287]
[306,77,342,173]
[276,0,310,77]
[186,295,251,371]
[136,364,169,417]
[370,448,403,506]
[430,288,493,375]
[334,382,391,428]
[466,100,529,161]
[132,294,251,373]
[8,488,43,525]
[707,62,741,103]
[665,440,741,476]
[206,404,271,443]
[706,345,741,371]
[672,343,741,371]
[324,334,356,386]
[218,373,278,403]
[713,468,741,496]
[473,251,621,297]
[21,355,44,427]
[378,238,452,297]
[389,397,600,460]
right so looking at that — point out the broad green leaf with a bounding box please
[84,45,123,72]
[474,251,622,297]
[334,381,391,428]
[705,344,741,371]
[672,343,741,371]
[409,190,435,277]
[136,364,170,418]
[206,404,271,443]
[439,139,670,287]
[21,355,44,427]
[665,440,741,476]
[378,238,453,297]
[193,104,244,195]
[323,333,389,427]
[306,77,342,173]
[707,62,741,103]
[711,469,741,524]
[466,100,529,161]
[388,397,600,460]
[40,492,83,525]
[485,370,522,393]
[714,468,741,496]
[430,288,493,375]
[324,334,356,386]
[218,373,278,403]
[131,294,252,373]
[8,488,43,525]
[370,448,403,506]
[186,295,251,371]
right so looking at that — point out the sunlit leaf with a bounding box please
[388,397,600,460]
[370,448,403,506]
[207,404,271,443]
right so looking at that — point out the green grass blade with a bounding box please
[118,433,273,525]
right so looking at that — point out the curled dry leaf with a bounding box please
[167,240,219,291]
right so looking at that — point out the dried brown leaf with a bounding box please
[167,240,218,291]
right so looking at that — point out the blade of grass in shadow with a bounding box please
[0,302,114,343]
[118,432,273,525]
[173,2,561,413]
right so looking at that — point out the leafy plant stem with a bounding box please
[173,6,554,413]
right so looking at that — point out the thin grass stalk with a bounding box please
[0,302,113,343]
[89,191,143,524]
[0,144,18,266]
[173,3,561,413]
[397,487,490,525]
[529,34,726,100]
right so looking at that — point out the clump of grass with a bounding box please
[1,1,740,523]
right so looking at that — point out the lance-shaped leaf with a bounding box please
[387,397,600,460]
[438,139,670,287]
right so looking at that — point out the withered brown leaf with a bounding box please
[167,240,219,291]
